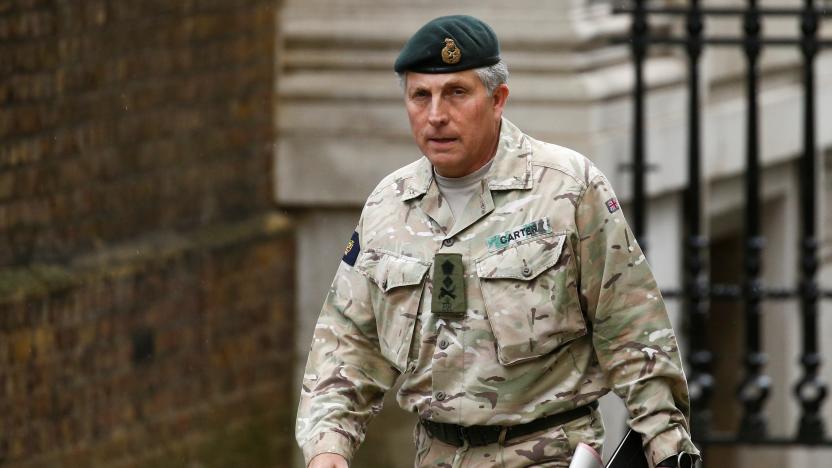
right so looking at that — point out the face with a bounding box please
[404,70,509,178]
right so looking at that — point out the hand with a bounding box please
[308,453,349,468]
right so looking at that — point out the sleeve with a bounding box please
[295,219,400,466]
[575,170,701,467]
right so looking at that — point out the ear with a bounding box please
[491,83,509,117]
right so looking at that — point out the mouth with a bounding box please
[427,137,458,146]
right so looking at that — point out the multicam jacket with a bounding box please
[296,118,700,466]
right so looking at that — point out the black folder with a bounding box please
[606,429,648,468]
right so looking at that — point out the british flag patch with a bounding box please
[605,198,620,213]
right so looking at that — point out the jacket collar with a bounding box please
[400,117,533,202]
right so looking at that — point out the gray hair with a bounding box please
[397,59,510,94]
[473,60,510,94]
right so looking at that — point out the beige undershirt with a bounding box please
[433,158,494,224]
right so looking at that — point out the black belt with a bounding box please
[421,401,598,447]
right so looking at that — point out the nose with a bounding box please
[427,96,448,127]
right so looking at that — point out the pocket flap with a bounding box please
[358,250,431,291]
[476,233,567,281]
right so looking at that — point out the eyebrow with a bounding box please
[440,79,468,89]
[409,79,469,92]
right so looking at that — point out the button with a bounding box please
[435,391,446,401]
[438,339,449,350]
[521,266,532,277]
[442,238,455,247]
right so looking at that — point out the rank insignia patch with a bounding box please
[606,198,620,214]
[342,231,360,266]
[431,253,466,316]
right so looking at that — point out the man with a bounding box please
[297,15,700,468]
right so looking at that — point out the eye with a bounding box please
[452,87,467,96]
[410,89,429,100]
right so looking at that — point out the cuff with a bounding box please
[302,431,355,467]
[644,426,701,468]
[657,453,698,467]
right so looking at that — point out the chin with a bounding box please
[428,158,460,173]
[426,151,461,165]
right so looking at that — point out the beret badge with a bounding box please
[441,38,461,64]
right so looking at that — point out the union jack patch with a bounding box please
[605,198,620,214]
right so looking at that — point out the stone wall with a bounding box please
[0,1,294,466]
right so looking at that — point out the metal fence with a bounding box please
[614,0,832,453]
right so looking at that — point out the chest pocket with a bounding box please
[475,232,586,366]
[357,249,431,371]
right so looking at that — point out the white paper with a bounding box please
[569,442,604,468]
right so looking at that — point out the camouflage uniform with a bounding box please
[413,405,605,467]
[296,118,700,467]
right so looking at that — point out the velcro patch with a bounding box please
[486,217,552,251]
[342,231,360,266]
[605,198,620,214]
[431,253,466,316]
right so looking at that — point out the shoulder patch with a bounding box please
[342,231,360,266]
[605,198,620,214]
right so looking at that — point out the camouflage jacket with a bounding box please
[296,118,700,466]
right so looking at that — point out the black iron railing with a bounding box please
[614,0,832,455]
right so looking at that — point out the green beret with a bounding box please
[394,15,501,74]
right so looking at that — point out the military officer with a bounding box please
[297,15,700,468]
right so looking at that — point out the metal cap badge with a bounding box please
[441,38,461,64]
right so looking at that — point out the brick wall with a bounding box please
[0,0,278,266]
[0,1,293,466]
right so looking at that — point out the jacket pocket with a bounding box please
[356,249,431,371]
[475,232,586,366]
